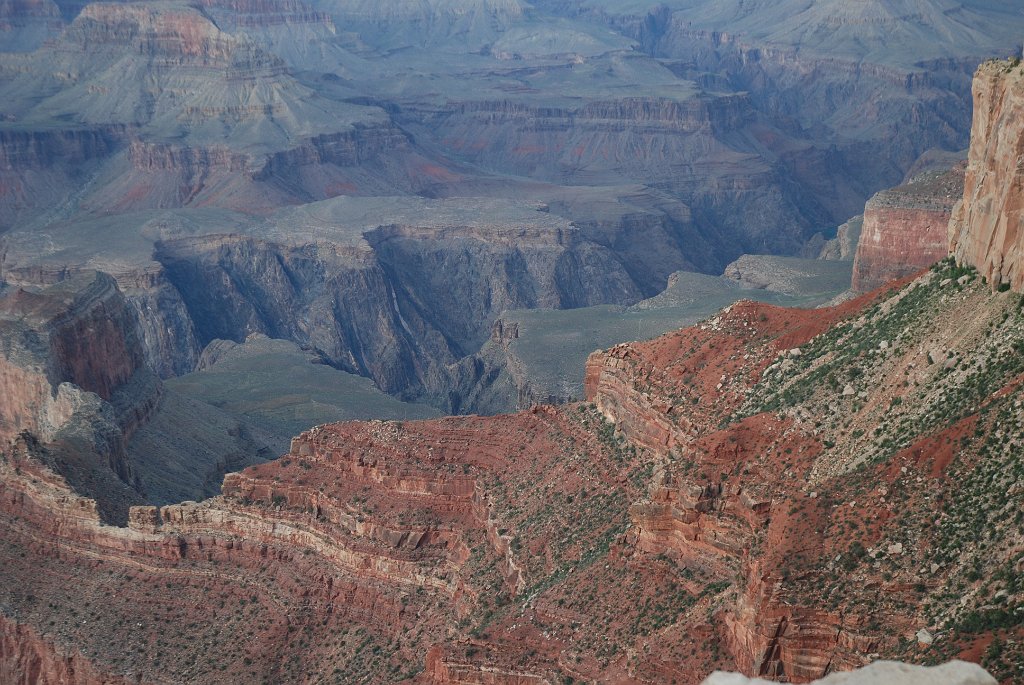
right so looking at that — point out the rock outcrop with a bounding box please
[702,660,996,685]
[851,163,964,292]
[805,215,862,261]
[0,273,153,508]
[950,59,1024,291]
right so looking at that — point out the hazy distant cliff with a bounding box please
[950,59,1024,290]
[851,163,964,293]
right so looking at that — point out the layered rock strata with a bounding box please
[0,273,141,435]
[852,163,964,292]
[0,273,266,518]
[2,259,1023,683]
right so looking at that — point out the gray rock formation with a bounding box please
[702,660,996,685]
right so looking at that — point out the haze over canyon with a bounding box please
[0,0,1022,683]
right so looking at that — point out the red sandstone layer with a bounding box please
[851,164,964,293]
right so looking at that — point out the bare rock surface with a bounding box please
[852,162,965,292]
[702,660,996,685]
[950,59,1024,291]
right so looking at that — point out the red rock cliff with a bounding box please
[851,164,964,293]
[950,59,1024,290]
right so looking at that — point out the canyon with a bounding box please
[0,0,1019,422]
[0,2,1023,683]
[2,253,1021,684]
[0,59,1023,683]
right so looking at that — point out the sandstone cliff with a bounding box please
[851,163,964,292]
[950,59,1024,290]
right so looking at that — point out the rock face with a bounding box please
[586,262,1024,683]
[805,215,862,262]
[149,205,640,403]
[594,4,998,227]
[0,1,447,229]
[950,59,1024,290]
[851,163,964,292]
[702,660,996,685]
[0,272,145,444]
[0,273,155,515]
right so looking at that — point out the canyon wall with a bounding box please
[0,272,147,446]
[0,274,267,519]
[590,8,981,226]
[152,218,640,405]
[0,9,1023,685]
[851,163,964,293]
[950,59,1024,291]
[401,92,815,263]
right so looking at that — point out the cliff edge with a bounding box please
[950,59,1024,290]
